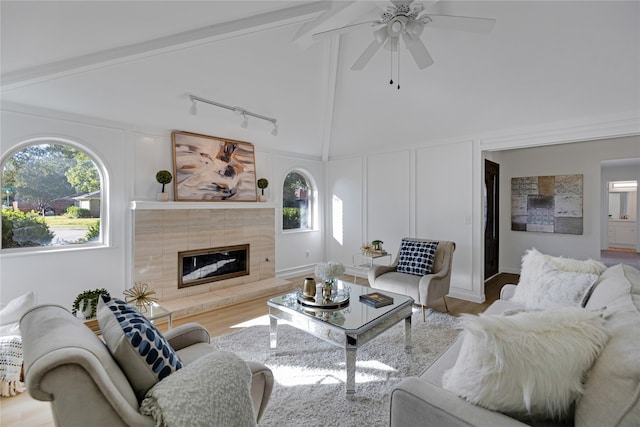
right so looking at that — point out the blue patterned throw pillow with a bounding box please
[97,296,182,401]
[397,240,439,276]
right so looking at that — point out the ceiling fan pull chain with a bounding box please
[397,48,401,90]
[389,46,394,85]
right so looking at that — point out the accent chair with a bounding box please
[368,238,456,321]
[20,304,273,426]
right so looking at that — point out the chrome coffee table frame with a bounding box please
[267,281,413,396]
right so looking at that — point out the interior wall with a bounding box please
[326,157,364,265]
[367,150,412,257]
[271,154,324,278]
[0,106,324,307]
[497,135,640,274]
[328,141,479,302]
[416,141,475,300]
[0,109,130,308]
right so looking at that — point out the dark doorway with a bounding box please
[484,160,500,279]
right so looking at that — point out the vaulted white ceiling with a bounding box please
[2,1,639,159]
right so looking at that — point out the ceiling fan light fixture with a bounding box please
[406,20,424,37]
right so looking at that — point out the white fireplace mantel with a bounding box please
[130,201,277,210]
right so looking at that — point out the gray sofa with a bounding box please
[390,263,640,426]
[20,304,273,426]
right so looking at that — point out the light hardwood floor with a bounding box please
[0,273,514,426]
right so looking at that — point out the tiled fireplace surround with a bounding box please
[132,203,290,318]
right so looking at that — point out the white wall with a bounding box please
[327,141,479,301]
[271,154,324,278]
[327,157,365,265]
[416,141,475,300]
[0,106,324,307]
[2,105,637,307]
[0,108,130,307]
[496,136,640,274]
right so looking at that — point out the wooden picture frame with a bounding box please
[172,130,257,201]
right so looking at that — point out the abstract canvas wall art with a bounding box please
[511,174,583,235]
[172,131,257,202]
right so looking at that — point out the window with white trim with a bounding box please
[282,171,313,230]
[1,142,103,249]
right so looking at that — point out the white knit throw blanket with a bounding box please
[140,351,256,427]
[0,335,25,397]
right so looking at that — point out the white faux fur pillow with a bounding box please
[511,248,606,308]
[442,307,609,420]
[516,262,598,309]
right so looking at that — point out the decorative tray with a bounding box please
[297,291,350,310]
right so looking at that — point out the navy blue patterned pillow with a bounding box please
[97,296,182,401]
[397,240,439,276]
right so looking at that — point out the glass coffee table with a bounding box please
[267,280,414,395]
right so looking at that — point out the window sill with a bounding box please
[281,228,319,235]
[0,242,109,257]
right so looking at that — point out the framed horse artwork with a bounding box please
[172,130,258,202]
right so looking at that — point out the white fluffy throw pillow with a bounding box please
[518,262,598,309]
[511,248,606,308]
[442,307,609,420]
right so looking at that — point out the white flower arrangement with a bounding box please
[314,261,345,281]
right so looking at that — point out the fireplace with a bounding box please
[178,244,249,289]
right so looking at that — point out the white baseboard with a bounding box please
[448,289,485,304]
[276,265,315,280]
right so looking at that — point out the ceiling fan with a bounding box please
[312,0,495,84]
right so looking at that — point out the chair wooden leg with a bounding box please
[443,296,449,313]
[422,305,426,322]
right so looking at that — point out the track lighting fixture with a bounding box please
[188,94,278,135]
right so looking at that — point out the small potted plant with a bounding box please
[371,240,384,252]
[257,178,269,202]
[155,170,173,201]
[156,170,173,202]
[72,288,110,320]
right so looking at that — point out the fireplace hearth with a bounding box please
[178,244,249,288]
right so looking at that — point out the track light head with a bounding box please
[188,95,278,134]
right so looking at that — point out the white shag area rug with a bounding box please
[210,308,460,427]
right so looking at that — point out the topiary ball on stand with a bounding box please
[257,178,269,202]
[155,170,173,201]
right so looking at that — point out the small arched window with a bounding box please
[1,142,103,250]
[282,170,314,231]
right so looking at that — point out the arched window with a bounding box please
[282,170,314,231]
[1,141,104,250]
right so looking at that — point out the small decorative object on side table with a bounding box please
[123,281,158,314]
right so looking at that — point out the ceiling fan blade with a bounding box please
[421,14,496,33]
[351,27,389,70]
[402,33,434,69]
[312,20,381,41]
[391,0,414,7]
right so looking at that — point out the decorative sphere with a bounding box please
[156,170,173,185]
